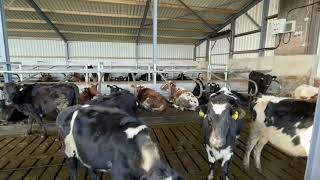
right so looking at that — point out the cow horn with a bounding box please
[190,77,203,98]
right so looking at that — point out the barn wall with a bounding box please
[5,38,194,66]
[230,55,319,95]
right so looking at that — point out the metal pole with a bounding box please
[193,45,197,61]
[259,0,270,57]
[229,20,235,59]
[65,42,69,64]
[206,39,212,82]
[135,43,139,69]
[305,20,320,179]
[305,91,320,180]
[0,0,12,83]
[152,0,157,89]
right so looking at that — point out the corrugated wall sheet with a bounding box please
[5,38,194,65]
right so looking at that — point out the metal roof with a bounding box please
[4,0,252,44]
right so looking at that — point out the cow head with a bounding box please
[196,89,246,149]
[3,83,23,106]
[160,81,176,95]
[260,75,277,94]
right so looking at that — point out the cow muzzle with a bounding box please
[209,136,224,149]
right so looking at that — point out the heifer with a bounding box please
[136,85,168,112]
[294,84,318,102]
[196,87,246,180]
[176,73,190,80]
[248,71,277,94]
[79,84,99,104]
[243,95,315,171]
[161,81,198,111]
[89,86,137,117]
[57,105,182,180]
[192,78,221,105]
[3,83,79,136]
[0,100,27,122]
[70,73,85,82]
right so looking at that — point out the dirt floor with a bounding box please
[0,108,306,180]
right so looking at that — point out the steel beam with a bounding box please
[0,0,12,82]
[195,0,262,46]
[176,0,215,31]
[25,0,67,42]
[234,29,260,37]
[229,20,235,59]
[152,0,157,89]
[64,42,69,61]
[245,12,261,29]
[193,45,197,61]
[259,0,270,57]
[136,0,151,44]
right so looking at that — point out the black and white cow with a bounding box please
[0,100,27,122]
[243,95,315,171]
[57,105,182,180]
[196,87,246,180]
[90,85,137,117]
[3,83,79,136]
[192,78,221,105]
[248,71,277,94]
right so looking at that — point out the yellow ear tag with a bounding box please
[232,111,239,120]
[199,111,205,117]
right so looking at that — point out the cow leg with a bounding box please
[253,136,268,172]
[222,160,231,180]
[26,117,34,135]
[88,169,99,180]
[243,128,261,171]
[67,157,79,180]
[207,163,215,180]
[29,112,47,137]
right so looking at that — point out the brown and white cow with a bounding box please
[79,84,99,104]
[161,81,198,111]
[136,85,168,112]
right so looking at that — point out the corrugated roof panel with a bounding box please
[7,22,51,30]
[6,11,41,20]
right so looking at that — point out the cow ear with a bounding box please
[231,107,246,120]
[195,105,207,118]
[272,76,277,80]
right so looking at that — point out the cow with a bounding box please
[192,78,221,105]
[243,95,315,172]
[195,87,246,180]
[3,83,79,136]
[70,73,85,82]
[79,84,99,104]
[136,85,168,112]
[0,100,27,122]
[139,73,167,81]
[294,84,318,102]
[248,71,277,95]
[161,81,198,111]
[176,73,190,80]
[56,105,182,180]
[90,86,137,117]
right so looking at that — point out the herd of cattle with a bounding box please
[0,70,318,180]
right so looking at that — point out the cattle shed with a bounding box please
[0,0,320,180]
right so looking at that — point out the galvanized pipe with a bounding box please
[152,0,158,89]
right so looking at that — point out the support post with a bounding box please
[0,0,12,83]
[259,0,270,57]
[305,19,320,180]
[135,43,139,69]
[305,91,320,180]
[206,39,212,82]
[65,42,69,61]
[229,20,235,59]
[152,0,157,89]
[193,45,197,61]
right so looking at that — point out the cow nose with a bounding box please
[210,137,223,148]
